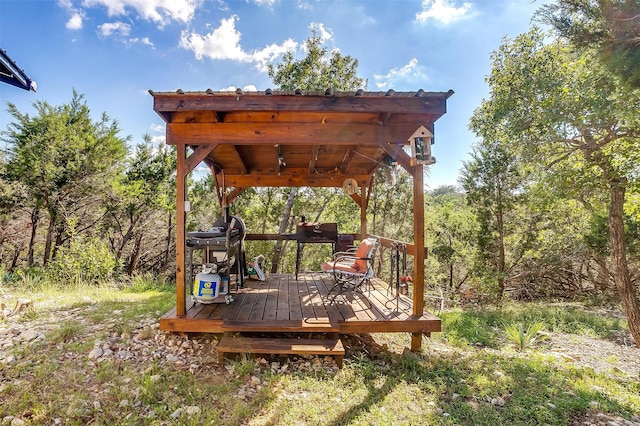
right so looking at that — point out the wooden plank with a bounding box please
[304,272,332,323]
[217,337,344,367]
[288,275,303,321]
[317,273,356,322]
[276,274,290,320]
[248,276,272,321]
[167,122,424,147]
[153,93,448,116]
[159,317,225,333]
[221,320,338,333]
[313,273,346,324]
[219,173,372,188]
[263,274,279,321]
[299,272,319,321]
[234,285,259,321]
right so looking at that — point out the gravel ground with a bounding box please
[1,300,639,425]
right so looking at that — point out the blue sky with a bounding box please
[0,0,546,188]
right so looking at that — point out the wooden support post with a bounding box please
[360,183,367,240]
[176,144,187,317]
[411,164,425,352]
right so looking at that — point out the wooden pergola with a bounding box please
[151,88,453,353]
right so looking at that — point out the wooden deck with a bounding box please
[160,273,441,335]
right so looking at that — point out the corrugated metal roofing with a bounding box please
[149,88,454,99]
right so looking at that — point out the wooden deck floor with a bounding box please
[160,273,441,335]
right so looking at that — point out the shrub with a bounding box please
[46,235,119,284]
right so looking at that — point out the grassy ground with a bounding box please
[0,275,639,425]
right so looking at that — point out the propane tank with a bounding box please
[193,264,221,304]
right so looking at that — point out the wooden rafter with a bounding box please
[218,173,372,188]
[185,144,215,174]
[229,144,248,174]
[226,187,246,204]
[309,145,320,174]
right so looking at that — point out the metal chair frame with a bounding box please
[321,237,379,302]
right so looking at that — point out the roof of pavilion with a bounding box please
[150,89,453,189]
[0,49,36,92]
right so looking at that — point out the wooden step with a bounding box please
[217,337,345,368]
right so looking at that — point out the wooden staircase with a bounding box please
[217,336,345,368]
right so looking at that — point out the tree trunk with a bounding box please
[162,212,173,272]
[51,220,66,260]
[608,179,640,346]
[27,207,39,266]
[127,233,143,275]
[496,203,506,298]
[270,188,297,273]
[43,214,56,265]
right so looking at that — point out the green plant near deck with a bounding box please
[504,321,547,350]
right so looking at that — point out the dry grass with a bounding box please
[1,279,639,425]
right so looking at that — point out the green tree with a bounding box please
[471,28,640,344]
[2,91,128,265]
[102,136,175,274]
[267,29,365,91]
[539,0,640,87]
[460,139,525,298]
[263,29,366,272]
[425,187,476,301]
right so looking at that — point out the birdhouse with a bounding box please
[408,126,435,165]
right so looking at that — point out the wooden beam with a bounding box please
[176,144,187,317]
[339,148,358,174]
[166,122,423,147]
[185,144,215,175]
[411,164,425,352]
[153,93,448,116]
[226,187,246,204]
[228,145,248,174]
[309,145,320,174]
[348,192,362,206]
[379,142,413,173]
[218,173,371,188]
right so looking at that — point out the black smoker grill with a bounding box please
[186,213,247,295]
[294,221,338,279]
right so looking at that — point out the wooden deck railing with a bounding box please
[245,233,426,257]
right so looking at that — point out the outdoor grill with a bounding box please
[294,221,338,279]
[186,211,247,294]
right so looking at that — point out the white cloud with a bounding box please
[66,12,84,30]
[415,0,474,25]
[309,22,332,43]
[179,15,298,72]
[129,36,155,47]
[59,0,85,30]
[373,58,428,89]
[150,123,165,133]
[219,84,258,92]
[297,1,313,10]
[252,0,278,6]
[179,15,248,61]
[149,134,165,145]
[82,0,200,25]
[98,21,131,37]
